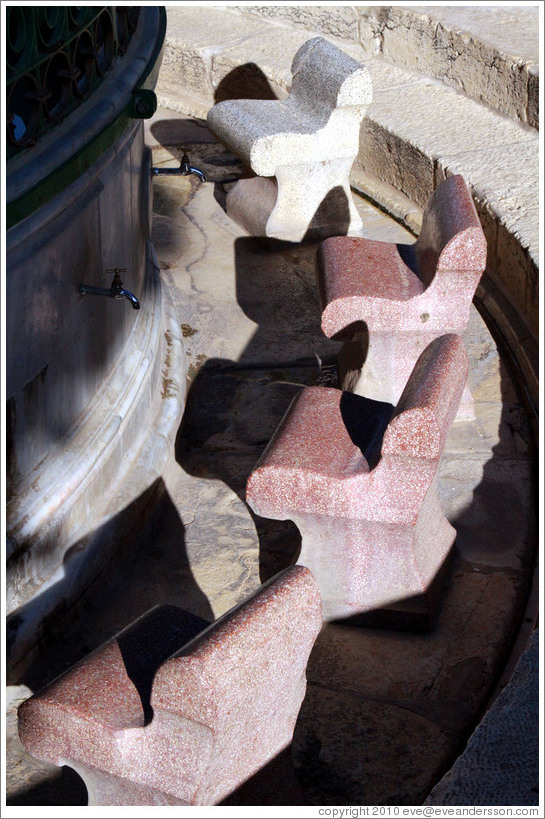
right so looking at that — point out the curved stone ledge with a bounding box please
[238,5,539,128]
[7,244,186,617]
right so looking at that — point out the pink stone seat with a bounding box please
[246,334,468,627]
[317,175,486,417]
[18,566,322,806]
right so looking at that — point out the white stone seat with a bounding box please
[207,37,372,242]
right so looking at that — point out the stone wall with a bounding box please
[5,7,187,676]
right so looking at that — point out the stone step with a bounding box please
[155,5,538,410]
[235,4,539,128]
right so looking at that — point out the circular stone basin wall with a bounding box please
[5,6,186,676]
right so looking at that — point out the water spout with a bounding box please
[152,152,206,182]
[80,268,140,309]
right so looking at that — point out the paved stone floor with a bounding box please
[5,112,538,808]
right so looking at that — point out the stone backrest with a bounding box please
[288,37,373,123]
[18,566,322,805]
[381,333,469,460]
[413,174,487,288]
[207,37,372,176]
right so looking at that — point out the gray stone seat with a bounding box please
[207,37,372,241]
[17,566,322,806]
[247,334,468,627]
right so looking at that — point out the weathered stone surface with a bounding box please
[437,142,539,337]
[527,64,539,129]
[359,66,536,206]
[494,208,539,340]
[359,6,539,125]
[238,5,360,43]
[437,143,539,223]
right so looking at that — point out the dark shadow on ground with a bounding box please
[176,357,305,581]
[219,745,306,806]
[6,766,88,807]
[9,480,213,693]
[175,232,342,582]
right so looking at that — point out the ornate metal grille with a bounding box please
[6,6,141,158]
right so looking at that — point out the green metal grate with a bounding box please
[6,6,141,158]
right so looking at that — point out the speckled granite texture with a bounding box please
[18,566,322,805]
[317,174,486,417]
[247,334,468,624]
[425,629,539,806]
[207,37,372,241]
